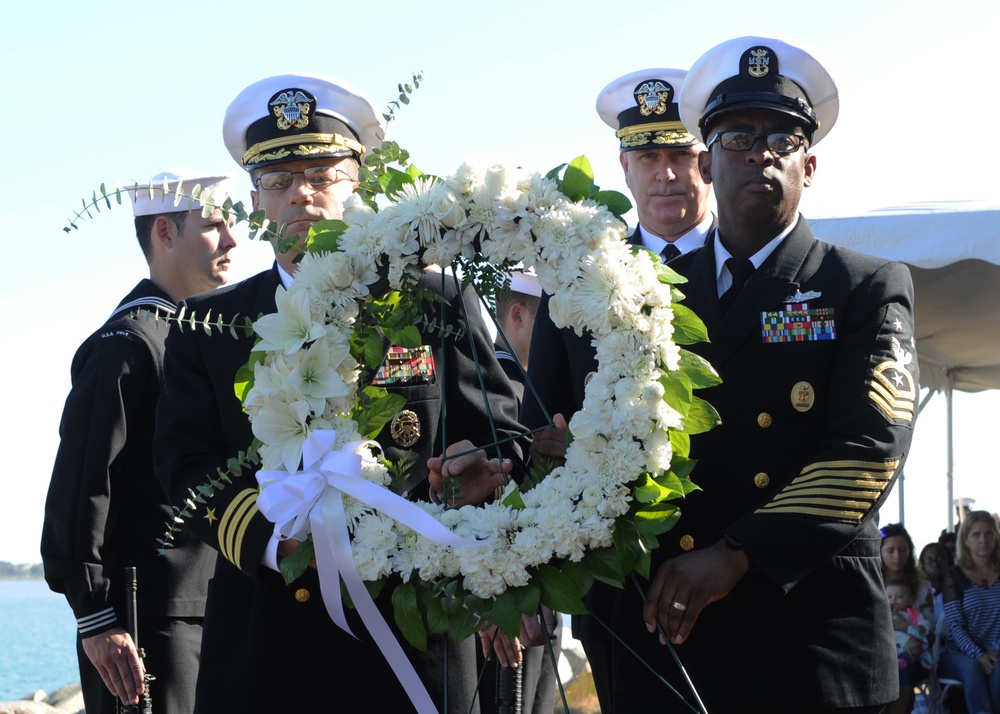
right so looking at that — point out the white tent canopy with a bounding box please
[808,200,1000,528]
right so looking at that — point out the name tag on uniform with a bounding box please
[371,345,436,385]
[761,302,837,344]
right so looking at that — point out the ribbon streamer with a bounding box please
[256,429,487,714]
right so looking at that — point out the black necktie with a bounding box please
[719,257,754,314]
[660,243,681,262]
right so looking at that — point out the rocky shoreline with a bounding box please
[0,685,84,714]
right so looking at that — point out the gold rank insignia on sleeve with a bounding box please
[219,488,260,569]
[869,336,916,423]
[756,458,900,521]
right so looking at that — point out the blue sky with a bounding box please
[2,0,998,563]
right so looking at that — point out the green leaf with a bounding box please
[363,333,384,370]
[384,324,422,349]
[544,163,566,181]
[591,189,632,218]
[667,453,697,481]
[561,156,594,201]
[304,219,347,254]
[669,428,690,458]
[612,520,644,576]
[494,583,540,638]
[677,349,722,389]
[278,538,315,585]
[660,371,693,418]
[500,485,525,510]
[682,396,722,435]
[670,303,710,345]
[581,546,625,586]
[392,582,428,650]
[559,559,596,596]
[634,502,683,537]
[234,351,265,402]
[356,389,407,439]
[536,564,588,614]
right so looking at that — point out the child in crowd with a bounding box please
[887,580,934,673]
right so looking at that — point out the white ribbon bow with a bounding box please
[256,429,485,714]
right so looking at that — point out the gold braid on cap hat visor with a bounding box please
[243,132,365,166]
[616,121,696,148]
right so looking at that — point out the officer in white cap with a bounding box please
[596,68,714,260]
[610,38,919,714]
[523,69,715,712]
[42,170,237,714]
[154,73,525,714]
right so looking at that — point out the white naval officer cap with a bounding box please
[679,36,839,146]
[223,72,386,170]
[128,171,236,217]
[596,68,698,152]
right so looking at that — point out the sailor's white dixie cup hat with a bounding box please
[128,171,236,217]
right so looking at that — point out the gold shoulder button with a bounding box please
[294,588,311,603]
[754,472,770,488]
[679,535,695,551]
[757,412,773,428]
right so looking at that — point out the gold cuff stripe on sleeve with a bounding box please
[758,505,867,520]
[767,493,881,509]
[219,488,259,568]
[771,486,885,503]
[243,132,365,165]
[799,458,900,475]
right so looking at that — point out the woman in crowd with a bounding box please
[940,511,1000,714]
[881,523,935,714]
[919,541,953,626]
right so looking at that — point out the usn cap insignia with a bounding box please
[634,80,673,117]
[269,89,315,131]
[746,47,772,78]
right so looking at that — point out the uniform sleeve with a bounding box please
[154,318,274,578]
[41,330,155,636]
[728,260,919,589]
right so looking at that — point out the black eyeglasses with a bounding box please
[253,166,354,191]
[708,131,808,155]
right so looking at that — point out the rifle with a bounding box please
[494,647,523,714]
[118,566,155,714]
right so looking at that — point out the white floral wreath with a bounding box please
[240,160,713,654]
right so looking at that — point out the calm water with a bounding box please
[0,579,79,701]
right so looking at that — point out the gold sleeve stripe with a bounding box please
[759,505,867,520]
[219,488,259,568]
[800,459,900,475]
[770,488,884,504]
[869,361,916,421]
[869,389,915,421]
[756,458,901,520]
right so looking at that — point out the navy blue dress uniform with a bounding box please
[608,37,919,712]
[41,171,234,714]
[153,74,526,713]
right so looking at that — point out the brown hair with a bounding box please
[955,510,1000,571]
